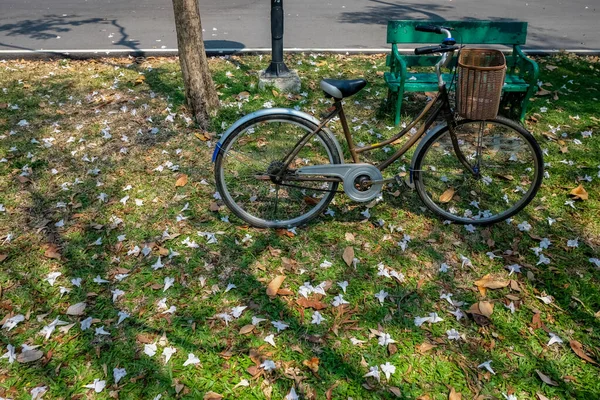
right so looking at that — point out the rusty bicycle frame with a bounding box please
[277,84,476,185]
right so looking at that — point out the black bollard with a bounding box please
[264,0,291,77]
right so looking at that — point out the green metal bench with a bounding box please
[384,20,539,126]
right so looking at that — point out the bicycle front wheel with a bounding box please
[214,114,342,228]
[413,116,543,225]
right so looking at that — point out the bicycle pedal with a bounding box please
[395,174,415,190]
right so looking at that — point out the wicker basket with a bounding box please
[456,49,506,120]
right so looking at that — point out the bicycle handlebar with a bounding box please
[415,25,446,34]
[414,45,459,55]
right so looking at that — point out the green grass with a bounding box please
[0,52,599,400]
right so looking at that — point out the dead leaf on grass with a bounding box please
[536,88,552,96]
[449,387,462,400]
[569,340,599,365]
[569,184,588,201]
[416,342,437,353]
[175,174,188,187]
[303,357,320,373]
[17,349,44,363]
[203,391,224,400]
[0,254,7,263]
[296,297,327,310]
[266,275,286,297]
[43,244,61,260]
[439,187,455,203]
[342,246,354,267]
[239,324,255,335]
[536,369,558,386]
[66,302,87,316]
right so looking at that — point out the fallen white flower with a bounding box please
[144,343,157,357]
[332,295,349,307]
[84,379,106,393]
[477,360,496,375]
[2,314,25,331]
[380,362,396,380]
[311,311,325,325]
[45,272,62,286]
[183,353,200,366]
[113,368,127,384]
[446,329,461,340]
[260,359,276,371]
[264,334,276,347]
[547,332,563,346]
[363,365,380,382]
[1,344,16,364]
[271,320,289,332]
[162,346,176,363]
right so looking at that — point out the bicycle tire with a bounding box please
[214,113,342,228]
[412,116,543,225]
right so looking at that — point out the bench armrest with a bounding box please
[510,45,539,87]
[388,43,407,80]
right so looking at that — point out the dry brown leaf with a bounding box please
[439,187,455,203]
[303,357,320,373]
[536,370,558,386]
[531,313,543,329]
[17,349,44,363]
[416,342,437,353]
[449,387,462,400]
[342,246,355,267]
[345,232,355,242]
[304,196,319,205]
[175,174,188,187]
[66,302,87,316]
[195,132,211,142]
[536,88,552,96]
[389,387,402,397]
[203,391,224,400]
[474,274,509,289]
[545,64,558,71]
[569,340,598,365]
[236,91,251,101]
[277,288,294,296]
[478,301,494,318]
[209,201,220,212]
[239,324,255,335]
[536,393,550,400]
[43,244,61,260]
[0,254,7,263]
[570,184,588,201]
[266,275,286,297]
[135,75,146,85]
[296,297,328,310]
[275,229,295,238]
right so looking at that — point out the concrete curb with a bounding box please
[2,47,600,59]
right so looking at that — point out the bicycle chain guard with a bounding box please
[296,164,383,202]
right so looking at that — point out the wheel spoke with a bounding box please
[414,118,543,224]
[215,116,340,228]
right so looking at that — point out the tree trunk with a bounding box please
[172,0,219,129]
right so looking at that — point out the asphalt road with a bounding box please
[0,0,598,54]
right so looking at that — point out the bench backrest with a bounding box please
[387,20,528,45]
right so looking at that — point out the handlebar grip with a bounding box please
[414,45,443,55]
[415,25,443,34]
[414,45,459,55]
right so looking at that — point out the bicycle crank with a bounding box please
[296,164,383,202]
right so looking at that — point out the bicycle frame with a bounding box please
[280,83,476,180]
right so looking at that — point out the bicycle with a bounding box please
[212,25,544,229]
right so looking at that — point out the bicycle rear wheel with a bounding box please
[214,114,342,228]
[412,116,543,225]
